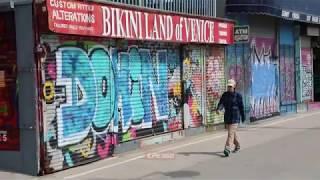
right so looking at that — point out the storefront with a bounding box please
[226,14,280,122]
[0,0,39,175]
[225,0,320,119]
[312,37,320,108]
[36,0,234,173]
[0,9,19,151]
[304,26,320,111]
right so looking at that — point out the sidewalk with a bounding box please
[1,110,320,179]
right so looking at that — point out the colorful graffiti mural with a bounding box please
[250,37,279,119]
[0,12,19,151]
[280,45,296,104]
[183,48,203,128]
[301,48,313,101]
[41,43,116,171]
[41,35,182,171]
[206,47,225,124]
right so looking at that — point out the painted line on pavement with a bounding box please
[64,111,320,179]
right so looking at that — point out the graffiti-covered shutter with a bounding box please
[279,21,296,113]
[226,44,251,120]
[41,36,116,172]
[206,47,226,125]
[249,16,280,120]
[183,46,204,128]
[40,35,184,172]
[167,48,183,133]
[300,37,313,102]
[117,44,183,142]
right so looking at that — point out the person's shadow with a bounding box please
[178,151,226,158]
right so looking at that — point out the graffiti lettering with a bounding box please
[43,81,55,103]
[55,48,113,147]
[250,38,279,119]
[41,37,183,171]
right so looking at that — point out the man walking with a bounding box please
[216,79,245,157]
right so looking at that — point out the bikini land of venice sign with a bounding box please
[47,0,234,44]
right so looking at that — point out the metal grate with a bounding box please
[102,0,217,17]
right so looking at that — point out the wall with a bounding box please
[250,16,276,38]
[216,0,225,17]
[40,35,183,172]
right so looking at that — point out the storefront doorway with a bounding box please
[0,11,19,150]
[313,47,320,102]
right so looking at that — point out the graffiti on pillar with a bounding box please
[301,48,313,101]
[226,45,245,92]
[40,35,183,172]
[168,50,183,131]
[226,44,251,118]
[228,65,244,90]
[250,37,279,119]
[206,47,225,124]
[280,45,296,104]
[183,48,203,128]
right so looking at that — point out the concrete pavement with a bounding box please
[2,111,320,180]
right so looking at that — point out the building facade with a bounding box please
[224,0,320,121]
[0,0,235,175]
[2,0,320,176]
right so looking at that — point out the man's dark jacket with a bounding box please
[217,92,245,124]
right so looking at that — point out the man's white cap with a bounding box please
[227,79,236,88]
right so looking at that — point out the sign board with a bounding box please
[234,26,249,43]
[46,0,234,44]
[307,26,320,36]
[281,9,320,25]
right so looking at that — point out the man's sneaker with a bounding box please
[233,146,240,153]
[224,148,231,157]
